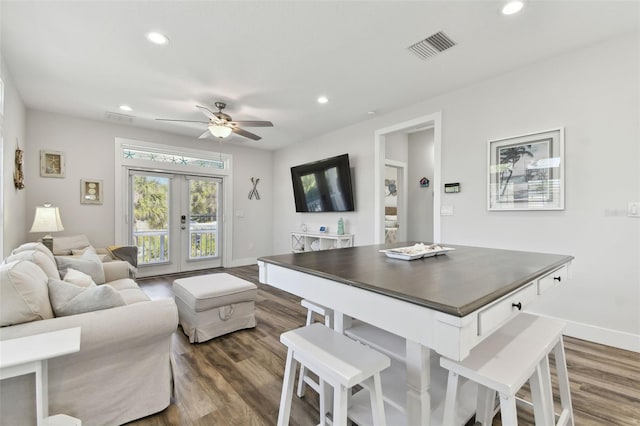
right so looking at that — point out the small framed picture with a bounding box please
[80,179,103,205]
[40,150,65,178]
[319,226,328,233]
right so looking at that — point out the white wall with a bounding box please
[272,124,377,253]
[407,129,434,243]
[24,110,273,265]
[0,55,27,256]
[272,33,640,350]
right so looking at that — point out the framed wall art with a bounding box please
[488,128,564,211]
[80,179,103,205]
[40,150,66,178]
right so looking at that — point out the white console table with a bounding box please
[290,232,353,253]
[0,327,82,426]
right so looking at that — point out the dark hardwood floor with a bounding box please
[129,265,640,426]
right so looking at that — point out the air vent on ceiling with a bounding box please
[408,31,456,60]
[105,111,134,123]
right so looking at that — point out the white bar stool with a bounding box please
[440,313,574,426]
[297,299,333,398]
[277,323,390,426]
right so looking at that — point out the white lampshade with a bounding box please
[30,203,64,233]
[208,124,233,138]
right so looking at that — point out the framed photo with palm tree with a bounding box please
[488,128,564,211]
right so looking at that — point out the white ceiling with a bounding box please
[2,1,638,150]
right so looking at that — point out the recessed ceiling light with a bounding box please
[501,0,524,15]
[367,111,376,115]
[146,31,169,45]
[119,105,133,112]
[317,96,329,104]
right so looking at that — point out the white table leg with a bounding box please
[35,359,50,426]
[333,311,352,333]
[405,340,431,426]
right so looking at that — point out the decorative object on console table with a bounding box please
[40,150,66,178]
[80,179,103,205]
[30,203,65,251]
[337,217,344,235]
[488,127,564,211]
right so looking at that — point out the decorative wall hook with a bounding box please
[14,139,25,190]
[249,177,260,200]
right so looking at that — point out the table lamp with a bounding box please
[30,202,64,251]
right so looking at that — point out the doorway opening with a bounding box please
[374,112,441,244]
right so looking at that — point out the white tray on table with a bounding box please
[379,244,455,261]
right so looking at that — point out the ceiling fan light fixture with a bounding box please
[501,0,524,15]
[146,31,170,45]
[209,124,232,138]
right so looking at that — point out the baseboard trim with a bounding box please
[228,257,258,268]
[531,312,640,353]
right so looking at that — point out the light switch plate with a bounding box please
[629,202,640,217]
[441,205,454,216]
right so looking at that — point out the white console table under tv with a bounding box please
[290,232,354,253]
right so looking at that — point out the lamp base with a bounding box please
[42,236,54,252]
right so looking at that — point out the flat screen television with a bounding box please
[291,154,355,212]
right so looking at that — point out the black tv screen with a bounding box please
[291,154,355,212]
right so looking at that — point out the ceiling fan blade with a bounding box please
[229,120,273,127]
[196,105,217,120]
[232,127,262,141]
[198,129,211,139]
[156,118,210,124]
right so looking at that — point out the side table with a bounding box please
[0,327,82,426]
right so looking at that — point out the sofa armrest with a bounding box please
[103,260,131,281]
[0,299,178,355]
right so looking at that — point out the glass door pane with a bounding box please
[131,173,171,266]
[182,177,222,270]
[188,178,219,259]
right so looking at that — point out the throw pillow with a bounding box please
[0,260,54,326]
[6,249,60,280]
[47,278,125,317]
[63,268,96,288]
[55,250,105,284]
[11,242,56,263]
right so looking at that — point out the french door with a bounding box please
[129,170,223,277]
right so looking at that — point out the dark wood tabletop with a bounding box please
[259,242,573,317]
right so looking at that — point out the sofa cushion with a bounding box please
[56,250,105,284]
[118,288,152,305]
[48,278,125,317]
[6,250,60,280]
[0,260,54,326]
[63,268,96,288]
[52,234,91,256]
[107,278,141,291]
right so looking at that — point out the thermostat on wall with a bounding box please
[444,183,461,193]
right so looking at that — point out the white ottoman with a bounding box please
[173,273,258,343]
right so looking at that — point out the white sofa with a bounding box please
[0,242,178,426]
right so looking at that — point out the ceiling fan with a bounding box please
[156,102,273,141]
